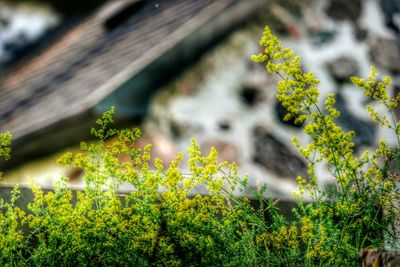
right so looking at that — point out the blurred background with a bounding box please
[0,0,399,198]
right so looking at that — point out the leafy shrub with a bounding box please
[252,26,400,265]
[0,26,400,266]
[0,108,272,266]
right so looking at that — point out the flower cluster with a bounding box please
[253,25,400,264]
[1,25,400,266]
[0,108,275,266]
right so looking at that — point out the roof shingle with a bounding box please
[0,0,231,139]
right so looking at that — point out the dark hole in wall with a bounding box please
[239,86,263,107]
[218,120,231,131]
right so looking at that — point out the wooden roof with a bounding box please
[0,0,234,140]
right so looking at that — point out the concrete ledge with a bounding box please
[0,185,298,221]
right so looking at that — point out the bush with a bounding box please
[0,26,400,266]
[252,26,400,265]
[0,108,271,266]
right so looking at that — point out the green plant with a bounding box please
[252,26,400,265]
[0,108,272,266]
[1,26,400,266]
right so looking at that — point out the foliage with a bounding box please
[0,132,11,162]
[0,108,271,266]
[0,26,400,266]
[252,26,400,265]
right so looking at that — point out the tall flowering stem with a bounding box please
[252,26,358,197]
[253,26,400,258]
